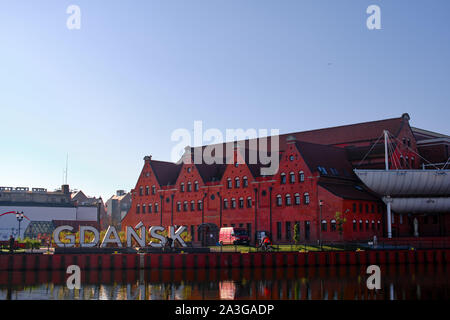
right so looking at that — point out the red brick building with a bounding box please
[122,113,449,243]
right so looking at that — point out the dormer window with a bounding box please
[227,178,232,189]
[289,172,295,183]
[187,182,192,192]
[180,183,185,192]
[280,173,286,184]
[299,171,305,182]
[235,177,240,188]
[243,176,248,187]
[152,185,156,195]
[194,181,199,191]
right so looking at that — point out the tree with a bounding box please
[335,212,347,241]
[293,223,300,245]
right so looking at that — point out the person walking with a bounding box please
[9,235,15,253]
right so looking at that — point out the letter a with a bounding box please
[366,5,381,30]
[66,5,81,30]
[366,265,381,289]
[66,265,81,289]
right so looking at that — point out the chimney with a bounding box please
[116,190,125,196]
[61,184,70,194]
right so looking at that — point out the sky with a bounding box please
[0,0,449,200]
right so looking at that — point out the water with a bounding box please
[0,264,448,300]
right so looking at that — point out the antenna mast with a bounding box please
[64,153,69,184]
[384,130,389,170]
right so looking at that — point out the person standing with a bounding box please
[9,235,15,253]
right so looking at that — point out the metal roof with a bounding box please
[382,197,450,213]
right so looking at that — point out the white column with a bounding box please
[386,196,392,239]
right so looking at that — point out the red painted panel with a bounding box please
[161,254,171,268]
[397,251,406,264]
[367,251,377,265]
[89,254,99,270]
[347,252,357,265]
[12,255,23,270]
[185,254,195,268]
[263,253,273,267]
[64,255,74,268]
[0,255,9,270]
[273,253,284,266]
[197,254,206,268]
[328,252,337,266]
[150,254,160,268]
[241,253,251,268]
[358,251,367,265]
[173,254,183,268]
[286,253,295,267]
[416,250,425,263]
[207,254,217,268]
[445,250,450,263]
[101,254,111,269]
[253,253,262,268]
[425,251,434,264]
[25,255,35,270]
[297,252,306,266]
[317,252,327,265]
[126,254,137,269]
[306,252,315,266]
[231,254,240,268]
[77,255,86,269]
[407,251,416,264]
[377,251,386,264]
[435,250,443,264]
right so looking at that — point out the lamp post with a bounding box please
[318,200,323,247]
[16,211,24,239]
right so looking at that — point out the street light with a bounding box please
[15,211,24,238]
[318,200,323,247]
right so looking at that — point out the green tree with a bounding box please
[335,212,347,241]
[293,223,300,245]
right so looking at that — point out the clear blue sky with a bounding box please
[0,0,449,200]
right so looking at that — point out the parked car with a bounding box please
[219,227,249,245]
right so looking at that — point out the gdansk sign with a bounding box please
[52,222,187,248]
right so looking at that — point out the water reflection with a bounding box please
[0,264,448,300]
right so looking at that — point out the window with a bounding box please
[183,201,188,212]
[321,220,327,231]
[152,185,156,195]
[359,220,363,231]
[187,182,192,192]
[223,199,228,209]
[280,173,286,184]
[231,198,236,209]
[197,200,203,211]
[400,156,404,167]
[190,201,195,211]
[331,220,336,231]
[304,193,310,204]
[299,171,305,182]
[377,221,381,230]
[243,176,248,187]
[353,220,357,231]
[289,155,294,161]
[365,204,369,213]
[317,166,328,175]
[247,223,252,240]
[352,203,357,213]
[142,204,146,214]
[247,197,252,208]
[227,178,232,189]
[145,186,149,195]
[136,204,140,214]
[180,183,185,192]
[176,202,181,212]
[277,222,282,240]
[294,193,300,205]
[372,220,375,230]
[365,220,369,231]
[276,194,282,206]
[411,157,415,168]
[154,203,159,213]
[239,197,244,208]
[235,177,240,188]
[149,204,153,213]
[407,139,411,147]
[433,215,438,224]
[359,203,363,213]
[289,172,295,184]
[286,222,291,240]
[139,187,143,196]
[371,204,375,213]
[190,225,195,241]
[194,181,199,191]
[285,194,292,206]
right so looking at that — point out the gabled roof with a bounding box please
[318,181,379,201]
[294,141,355,179]
[194,163,228,183]
[150,160,183,187]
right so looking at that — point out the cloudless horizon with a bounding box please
[1,0,449,200]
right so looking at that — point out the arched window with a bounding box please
[142,204,146,214]
[227,178,232,189]
[371,220,375,230]
[400,156,404,167]
[365,220,369,231]
[243,176,248,188]
[280,173,286,184]
[231,198,236,209]
[299,171,305,182]
[149,203,153,213]
[247,197,252,208]
[289,172,295,184]
[198,200,203,211]
[187,182,192,192]
[353,219,357,231]
[194,181,199,191]
[154,203,159,213]
[285,194,292,206]
[176,202,181,212]
[183,201,188,211]
[331,219,336,231]
[190,200,195,211]
[239,197,244,208]
[223,198,228,209]
[180,183,185,192]
[276,194,282,206]
[136,204,140,214]
[139,187,143,196]
[145,186,149,195]
[235,177,240,188]
[411,157,415,168]
[321,220,327,231]
[304,193,310,204]
[152,185,156,195]
[377,221,381,231]
[359,220,363,230]
[294,193,300,205]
